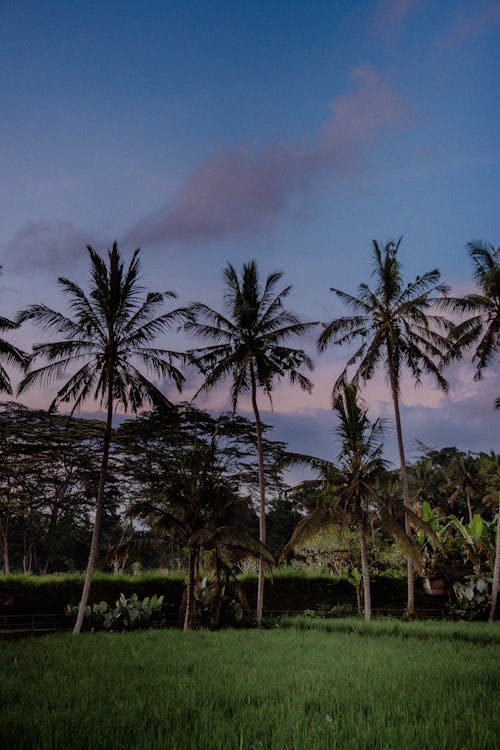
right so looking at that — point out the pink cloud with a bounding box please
[436,2,500,49]
[125,65,410,248]
[3,220,100,272]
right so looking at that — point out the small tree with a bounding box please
[115,405,273,630]
[282,382,388,620]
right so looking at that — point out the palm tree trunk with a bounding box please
[42,498,61,574]
[488,496,500,623]
[466,487,473,524]
[357,511,371,621]
[250,364,266,627]
[73,380,114,635]
[184,547,196,631]
[387,354,415,617]
[0,519,9,575]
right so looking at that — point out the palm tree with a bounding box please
[281,382,388,620]
[317,238,453,615]
[186,260,317,625]
[445,452,480,523]
[17,243,186,633]
[449,242,499,379]
[0,266,28,393]
[479,452,500,622]
[114,404,273,630]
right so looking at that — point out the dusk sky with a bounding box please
[1,0,499,467]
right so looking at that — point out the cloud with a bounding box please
[2,220,99,272]
[436,2,500,49]
[125,65,410,249]
[371,0,422,35]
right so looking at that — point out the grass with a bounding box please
[280,615,500,644]
[1,624,498,749]
[0,569,188,587]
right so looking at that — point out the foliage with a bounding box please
[317,238,456,615]
[193,577,244,628]
[281,382,428,620]
[17,243,188,633]
[186,260,316,409]
[186,259,316,625]
[409,446,495,520]
[112,404,275,629]
[0,266,28,394]
[65,592,166,631]
[418,501,495,576]
[0,402,112,574]
[446,241,499,379]
[450,575,491,620]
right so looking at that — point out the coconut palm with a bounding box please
[445,452,481,523]
[17,243,186,633]
[449,242,499,379]
[126,449,273,631]
[281,382,388,620]
[317,238,453,615]
[0,266,28,393]
[114,404,273,630]
[186,260,316,625]
[479,452,500,622]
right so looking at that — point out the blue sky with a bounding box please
[1,0,499,465]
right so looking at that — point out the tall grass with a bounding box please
[280,615,500,644]
[1,626,497,749]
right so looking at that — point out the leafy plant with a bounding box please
[193,577,244,628]
[451,575,491,620]
[65,592,166,631]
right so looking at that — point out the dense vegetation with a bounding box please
[0,240,498,625]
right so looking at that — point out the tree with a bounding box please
[281,382,388,620]
[0,266,28,393]
[186,260,316,625]
[17,243,186,633]
[115,404,273,630]
[317,238,453,615]
[449,242,499,380]
[479,452,500,622]
[0,401,106,574]
[446,452,482,524]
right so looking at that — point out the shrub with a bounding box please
[65,593,168,631]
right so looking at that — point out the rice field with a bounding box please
[1,623,498,750]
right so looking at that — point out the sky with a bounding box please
[1,0,499,469]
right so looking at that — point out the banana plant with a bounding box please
[417,500,494,575]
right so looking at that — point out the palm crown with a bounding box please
[186,260,316,407]
[0,266,28,394]
[17,243,185,411]
[447,241,499,379]
[318,238,452,396]
[280,382,387,554]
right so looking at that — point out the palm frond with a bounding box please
[378,508,423,571]
[280,506,337,562]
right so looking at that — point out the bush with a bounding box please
[65,593,168,631]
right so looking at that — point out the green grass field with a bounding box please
[1,624,498,750]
